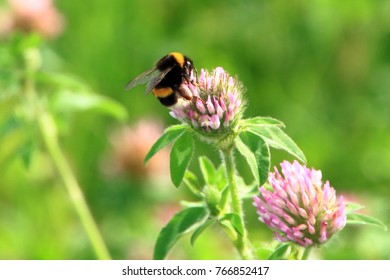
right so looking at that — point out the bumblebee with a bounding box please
[125,52,197,107]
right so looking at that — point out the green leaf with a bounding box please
[183,170,202,197]
[268,243,291,260]
[220,183,230,209]
[0,116,20,140]
[256,247,274,260]
[239,177,261,199]
[199,156,217,186]
[19,140,35,168]
[37,72,92,90]
[345,202,365,214]
[242,117,285,127]
[235,137,259,183]
[180,201,204,208]
[239,131,271,186]
[204,186,222,216]
[1,139,34,168]
[144,124,186,165]
[190,218,214,246]
[220,213,244,237]
[347,213,388,231]
[215,165,228,191]
[198,156,227,191]
[154,207,208,260]
[170,131,194,187]
[248,126,306,163]
[51,90,128,121]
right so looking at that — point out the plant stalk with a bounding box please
[24,47,111,260]
[302,246,312,260]
[38,113,111,260]
[221,147,254,260]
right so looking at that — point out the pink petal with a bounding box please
[209,114,220,130]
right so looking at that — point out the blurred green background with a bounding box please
[1,0,389,259]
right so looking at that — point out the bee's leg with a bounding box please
[176,84,193,101]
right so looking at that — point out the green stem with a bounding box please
[38,113,111,260]
[302,246,312,260]
[221,148,254,260]
[24,48,111,260]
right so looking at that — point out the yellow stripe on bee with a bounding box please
[152,87,173,98]
[169,52,185,67]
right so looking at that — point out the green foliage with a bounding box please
[345,201,366,213]
[0,32,126,259]
[154,207,208,260]
[198,157,228,216]
[220,213,244,237]
[190,218,215,246]
[267,243,291,260]
[170,131,194,187]
[0,34,128,168]
[243,117,285,127]
[235,137,260,183]
[198,157,227,191]
[244,122,306,163]
[144,125,187,165]
[182,170,203,198]
[347,214,388,231]
[238,131,270,186]
[345,202,388,231]
[50,89,128,121]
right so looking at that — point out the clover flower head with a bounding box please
[170,67,245,147]
[254,160,346,247]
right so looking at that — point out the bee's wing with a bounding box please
[125,67,158,91]
[145,66,173,93]
[125,66,174,93]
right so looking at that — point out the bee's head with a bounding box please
[183,56,197,83]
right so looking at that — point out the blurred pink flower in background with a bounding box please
[104,119,170,183]
[0,0,64,38]
[254,160,346,247]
